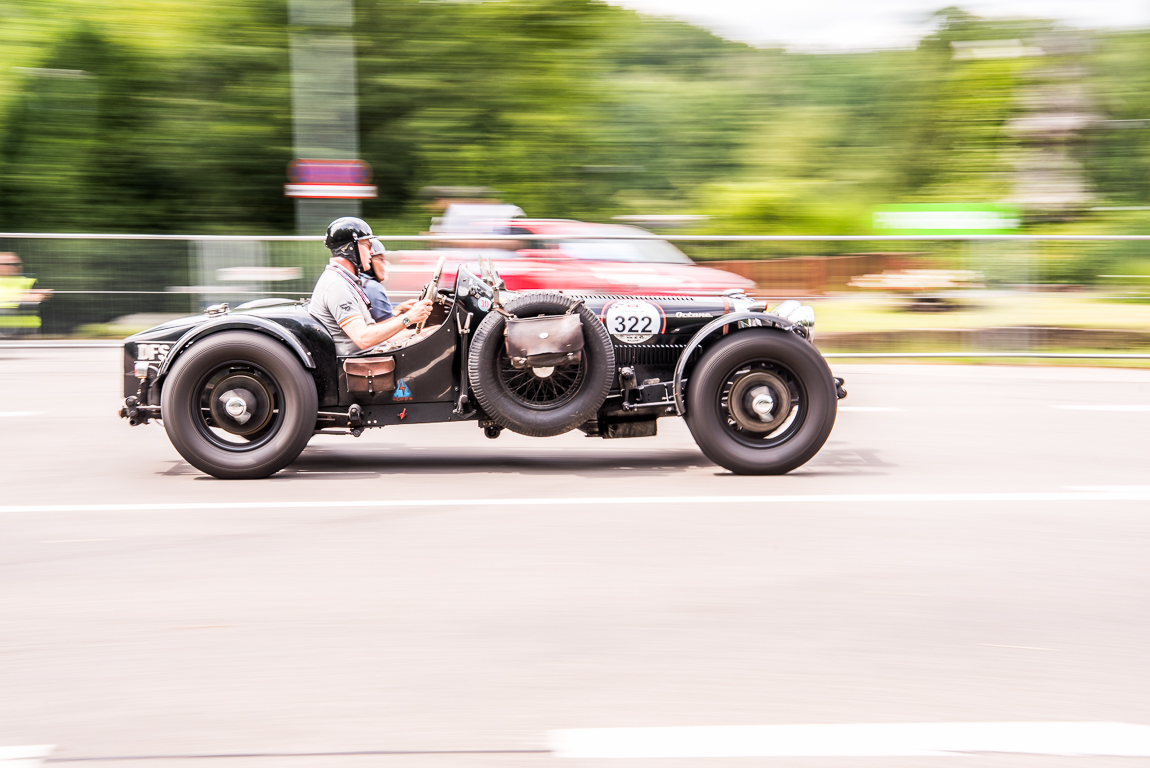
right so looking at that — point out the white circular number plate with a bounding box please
[605,300,663,344]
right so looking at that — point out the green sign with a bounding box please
[873,203,1021,235]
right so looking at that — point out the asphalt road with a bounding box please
[2,347,1149,768]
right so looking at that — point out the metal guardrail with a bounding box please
[822,352,1150,359]
[0,340,124,348]
[2,232,1148,359]
[3,232,1150,241]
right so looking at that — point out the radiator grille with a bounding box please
[612,343,701,367]
[567,294,702,302]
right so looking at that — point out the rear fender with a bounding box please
[672,312,796,415]
[157,316,317,380]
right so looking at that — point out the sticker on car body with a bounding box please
[136,343,171,362]
[601,300,666,344]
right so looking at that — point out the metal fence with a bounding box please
[1,232,1148,358]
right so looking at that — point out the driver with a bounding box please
[308,217,432,356]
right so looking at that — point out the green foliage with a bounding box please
[0,0,1146,241]
[0,1,293,234]
[1083,30,1150,206]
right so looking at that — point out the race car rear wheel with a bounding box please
[469,293,615,437]
[162,332,317,479]
[684,330,836,475]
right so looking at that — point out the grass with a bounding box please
[816,349,1150,369]
[809,290,1150,334]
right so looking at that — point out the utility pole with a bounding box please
[286,0,376,235]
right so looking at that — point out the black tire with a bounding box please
[684,330,836,475]
[468,293,615,437]
[162,332,318,479]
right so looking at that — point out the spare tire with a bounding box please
[468,293,615,437]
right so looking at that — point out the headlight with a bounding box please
[771,301,815,340]
[790,305,815,328]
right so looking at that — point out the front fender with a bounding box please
[672,311,798,416]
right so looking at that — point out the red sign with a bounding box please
[285,159,376,198]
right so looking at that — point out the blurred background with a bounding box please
[2,0,1150,358]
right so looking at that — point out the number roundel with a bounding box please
[602,300,665,344]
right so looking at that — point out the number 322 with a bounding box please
[613,315,652,334]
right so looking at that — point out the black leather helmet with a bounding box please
[324,217,373,250]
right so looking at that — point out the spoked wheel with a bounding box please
[685,331,836,475]
[162,332,317,479]
[497,353,586,410]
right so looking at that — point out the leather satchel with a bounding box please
[504,313,584,369]
[343,356,395,394]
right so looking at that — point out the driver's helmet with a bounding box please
[324,217,373,272]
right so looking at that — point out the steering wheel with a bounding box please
[416,255,447,335]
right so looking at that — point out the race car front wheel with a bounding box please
[162,332,318,479]
[684,330,836,475]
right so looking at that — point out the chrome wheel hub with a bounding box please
[728,369,792,434]
[751,390,775,418]
[224,395,249,421]
[207,373,274,436]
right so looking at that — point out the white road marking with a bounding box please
[1070,485,1150,492]
[1052,405,1150,412]
[978,644,1058,651]
[41,539,113,543]
[839,406,903,412]
[2,488,1150,514]
[549,722,1150,758]
[0,411,42,417]
[0,745,55,767]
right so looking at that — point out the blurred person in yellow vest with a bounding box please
[0,252,52,335]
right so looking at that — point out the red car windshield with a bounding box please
[556,238,692,264]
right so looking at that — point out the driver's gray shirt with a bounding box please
[308,259,374,356]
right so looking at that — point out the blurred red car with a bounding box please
[384,216,754,297]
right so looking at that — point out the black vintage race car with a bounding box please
[120,262,846,479]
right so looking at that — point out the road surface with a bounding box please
[1,348,1148,767]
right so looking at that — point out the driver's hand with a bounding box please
[394,298,417,314]
[406,299,433,324]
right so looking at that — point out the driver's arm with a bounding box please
[343,299,432,350]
